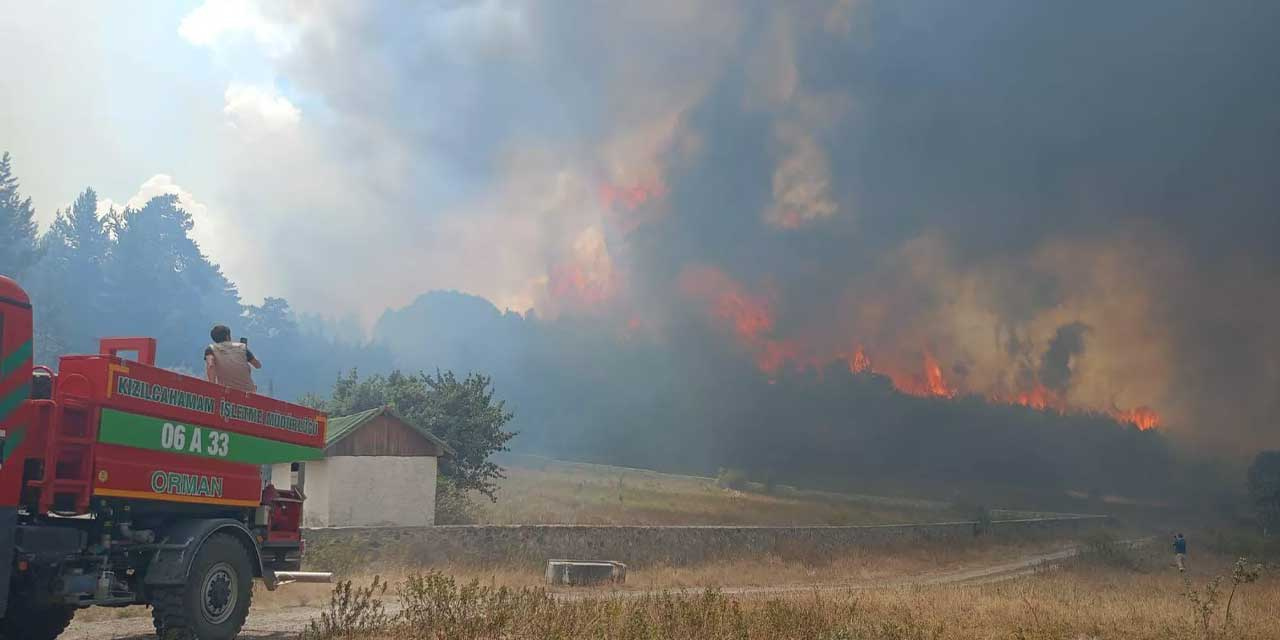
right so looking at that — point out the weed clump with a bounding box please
[1181,557,1264,640]
[1078,531,1143,570]
[304,576,391,639]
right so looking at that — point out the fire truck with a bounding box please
[0,275,330,639]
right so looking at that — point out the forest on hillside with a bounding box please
[0,153,1209,504]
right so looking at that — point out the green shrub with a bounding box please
[435,478,480,525]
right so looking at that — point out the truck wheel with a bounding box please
[0,604,76,640]
[151,534,253,640]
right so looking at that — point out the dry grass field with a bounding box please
[69,534,1088,626]
[294,532,1081,595]
[295,545,1280,640]
[69,533,1279,639]
[476,455,1021,526]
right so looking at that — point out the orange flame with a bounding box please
[921,351,955,398]
[679,266,1162,427]
[678,266,813,374]
[600,180,669,235]
[846,346,872,373]
[1110,406,1161,431]
[548,262,617,310]
[600,182,664,210]
[679,266,774,340]
[1010,384,1065,412]
[876,350,956,399]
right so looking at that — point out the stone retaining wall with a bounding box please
[303,516,1109,570]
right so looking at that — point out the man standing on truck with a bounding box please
[205,324,261,392]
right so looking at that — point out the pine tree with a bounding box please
[102,194,242,371]
[0,152,41,278]
[49,188,111,264]
[28,188,112,361]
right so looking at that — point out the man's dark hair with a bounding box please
[211,325,232,343]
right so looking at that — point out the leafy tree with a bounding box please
[0,152,41,277]
[416,370,517,501]
[324,369,516,500]
[28,188,112,361]
[1247,451,1280,535]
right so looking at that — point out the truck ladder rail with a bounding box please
[31,399,99,514]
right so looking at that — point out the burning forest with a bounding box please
[6,0,1278,504]
[366,0,1280,499]
[676,263,1160,430]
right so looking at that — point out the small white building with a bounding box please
[274,406,452,527]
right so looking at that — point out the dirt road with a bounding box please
[61,542,1107,639]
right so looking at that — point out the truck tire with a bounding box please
[0,604,76,640]
[150,534,253,640]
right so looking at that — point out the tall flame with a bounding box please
[1110,406,1161,431]
[870,351,957,399]
[545,226,620,313]
[847,346,871,374]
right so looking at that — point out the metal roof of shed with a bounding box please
[324,406,454,456]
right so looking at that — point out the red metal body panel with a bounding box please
[0,276,34,509]
[99,337,157,366]
[39,355,328,513]
[261,484,303,542]
[58,356,327,449]
[0,276,30,308]
[93,443,262,508]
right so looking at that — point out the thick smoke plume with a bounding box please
[1039,323,1089,396]
[186,0,1278,455]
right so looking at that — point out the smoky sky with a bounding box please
[112,0,1280,452]
[649,0,1280,269]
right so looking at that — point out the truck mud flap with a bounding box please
[0,507,15,618]
[144,519,274,590]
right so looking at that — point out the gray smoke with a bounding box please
[1039,323,1090,394]
[194,0,1280,453]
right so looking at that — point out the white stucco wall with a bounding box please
[302,461,332,528]
[293,456,437,527]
